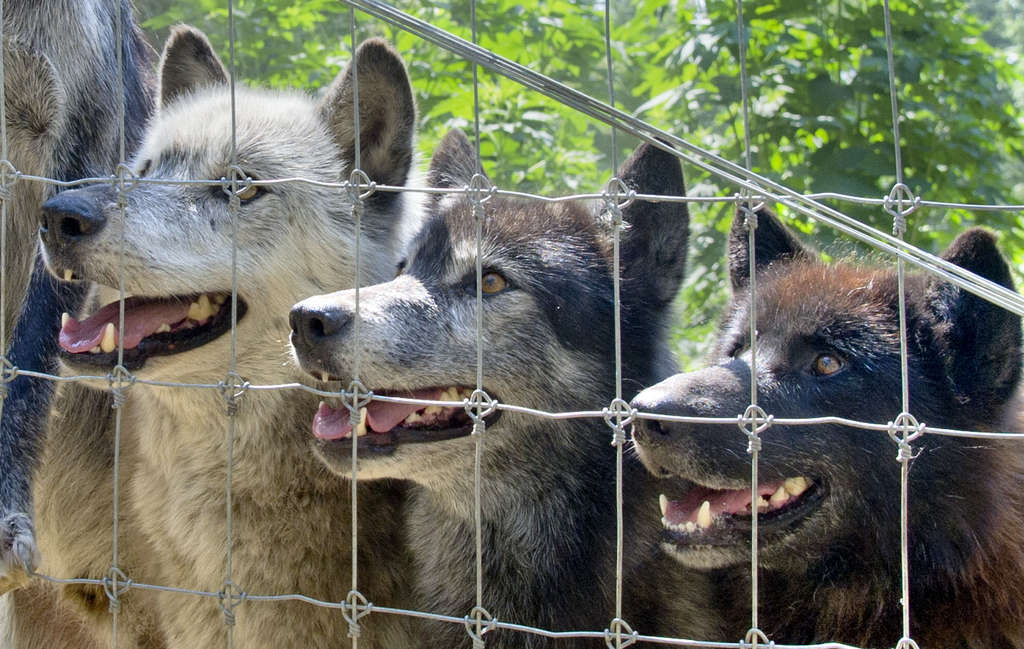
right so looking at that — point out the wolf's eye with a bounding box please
[235,183,263,202]
[812,353,844,376]
[481,272,507,294]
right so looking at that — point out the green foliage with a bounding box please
[135,0,1024,368]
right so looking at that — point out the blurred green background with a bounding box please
[134,0,1024,367]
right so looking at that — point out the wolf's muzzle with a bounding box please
[39,189,108,249]
[289,298,353,369]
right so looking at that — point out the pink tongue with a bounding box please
[665,482,784,525]
[311,389,447,440]
[59,297,191,353]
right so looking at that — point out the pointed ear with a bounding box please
[929,228,1022,409]
[728,205,811,291]
[3,43,66,149]
[319,38,416,188]
[426,129,481,195]
[157,26,228,109]
[616,142,689,308]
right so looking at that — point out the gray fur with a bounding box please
[19,29,420,649]
[290,129,715,646]
[0,0,153,631]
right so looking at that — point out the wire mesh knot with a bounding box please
[101,566,132,614]
[463,606,497,649]
[603,398,635,447]
[742,627,773,648]
[465,173,496,210]
[217,372,250,417]
[603,617,638,649]
[895,637,921,649]
[736,192,766,230]
[464,388,497,430]
[738,405,772,453]
[347,168,377,202]
[883,183,920,237]
[342,589,372,639]
[217,580,246,627]
[887,412,925,462]
[344,379,373,432]
[221,165,253,212]
[106,365,135,409]
[0,159,20,201]
[0,356,18,401]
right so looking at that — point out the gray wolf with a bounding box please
[13,26,420,649]
[1,1,153,644]
[290,129,717,647]
[631,208,1024,647]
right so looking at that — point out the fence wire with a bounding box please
[0,1,1021,649]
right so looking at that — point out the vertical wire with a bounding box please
[736,0,761,639]
[0,0,8,427]
[347,8,363,646]
[225,2,239,647]
[111,1,128,645]
[602,0,625,631]
[882,0,913,644]
[469,0,486,630]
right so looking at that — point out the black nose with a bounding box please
[40,191,107,247]
[289,302,353,352]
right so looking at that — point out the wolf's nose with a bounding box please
[289,302,352,350]
[40,191,107,246]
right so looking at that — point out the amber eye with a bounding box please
[236,182,262,202]
[812,353,844,376]
[481,272,507,294]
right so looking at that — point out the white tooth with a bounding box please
[770,485,788,507]
[784,477,809,497]
[156,323,172,334]
[100,322,117,353]
[213,293,227,305]
[61,312,70,328]
[318,400,326,410]
[89,346,101,354]
[198,294,212,319]
[684,521,697,533]
[187,300,202,321]
[321,371,329,383]
[63,269,73,281]
[659,494,669,517]
[757,496,770,512]
[697,500,712,529]
[660,516,670,528]
[423,405,442,416]
[355,407,368,437]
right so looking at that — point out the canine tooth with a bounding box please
[770,485,788,507]
[659,494,669,517]
[784,477,809,497]
[100,323,117,353]
[320,371,329,383]
[697,500,712,529]
[63,269,73,281]
[61,312,69,328]
[155,323,172,334]
[89,346,101,354]
[355,407,368,437]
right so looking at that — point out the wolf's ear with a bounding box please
[614,142,689,308]
[727,206,811,291]
[929,228,1022,409]
[426,129,482,195]
[157,26,228,109]
[3,43,66,150]
[319,38,416,188]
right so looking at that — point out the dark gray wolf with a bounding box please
[290,129,717,647]
[1,1,153,643]
[12,26,419,649]
[631,209,1024,647]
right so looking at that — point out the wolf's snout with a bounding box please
[40,191,107,247]
[289,301,352,353]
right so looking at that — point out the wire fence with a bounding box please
[2,0,1023,648]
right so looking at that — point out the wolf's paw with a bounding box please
[0,512,38,594]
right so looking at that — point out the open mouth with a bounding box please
[658,476,824,547]
[312,386,499,454]
[59,292,247,370]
